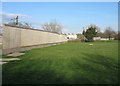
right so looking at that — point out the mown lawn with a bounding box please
[2,41,118,84]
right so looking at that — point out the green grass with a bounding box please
[2,41,118,84]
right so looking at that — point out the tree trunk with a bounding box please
[109,34,110,40]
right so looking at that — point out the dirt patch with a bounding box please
[0,61,8,64]
[7,52,25,57]
[0,58,21,65]
[0,58,21,62]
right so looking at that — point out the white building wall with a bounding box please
[67,34,77,39]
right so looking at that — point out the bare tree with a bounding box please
[4,15,33,29]
[42,20,62,34]
[104,27,116,40]
[10,16,19,25]
[23,22,33,29]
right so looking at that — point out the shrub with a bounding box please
[67,39,81,42]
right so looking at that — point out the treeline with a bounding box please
[4,16,63,34]
[81,24,119,42]
[96,29,119,40]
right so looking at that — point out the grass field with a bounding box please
[2,41,118,84]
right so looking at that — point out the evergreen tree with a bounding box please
[83,26,97,42]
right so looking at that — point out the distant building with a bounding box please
[93,37,114,41]
[67,33,77,40]
[93,37,101,41]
